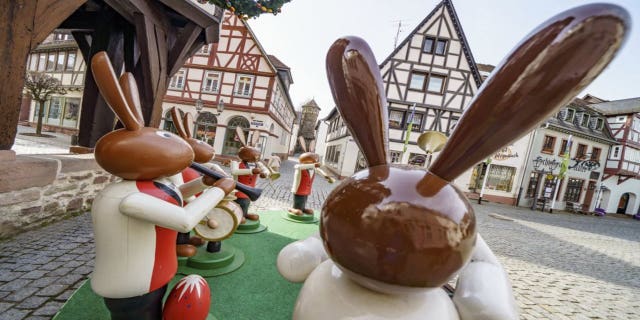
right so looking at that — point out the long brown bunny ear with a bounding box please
[235,126,247,146]
[170,107,188,139]
[429,3,630,181]
[118,73,145,124]
[250,130,260,147]
[91,51,142,131]
[298,136,307,152]
[183,113,194,139]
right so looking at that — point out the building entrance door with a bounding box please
[617,193,630,214]
[583,181,596,212]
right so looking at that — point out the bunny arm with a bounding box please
[277,233,328,283]
[291,163,316,194]
[452,234,519,320]
[119,186,225,233]
[202,162,228,177]
[178,176,210,200]
[230,160,253,176]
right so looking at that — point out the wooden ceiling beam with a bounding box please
[167,22,202,76]
[32,0,87,47]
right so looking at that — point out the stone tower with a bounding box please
[295,99,321,153]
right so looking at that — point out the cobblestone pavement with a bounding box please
[0,159,638,319]
[11,125,72,155]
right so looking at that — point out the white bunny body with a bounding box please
[91,176,225,298]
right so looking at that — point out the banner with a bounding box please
[402,103,417,153]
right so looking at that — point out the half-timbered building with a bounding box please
[321,0,482,178]
[591,97,640,216]
[161,8,296,159]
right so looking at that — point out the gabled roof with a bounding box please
[268,54,294,85]
[590,97,640,115]
[547,98,617,144]
[379,0,482,87]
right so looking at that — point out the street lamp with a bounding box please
[194,99,204,139]
[216,99,225,115]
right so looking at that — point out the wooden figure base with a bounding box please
[177,243,245,277]
[282,211,319,224]
[234,219,267,234]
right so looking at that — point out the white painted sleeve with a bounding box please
[119,186,226,233]
[179,177,208,199]
[231,160,252,176]
[453,234,519,320]
[291,167,301,194]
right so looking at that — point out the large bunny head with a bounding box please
[169,107,215,164]
[236,127,261,162]
[298,137,319,164]
[321,4,629,293]
[92,52,194,180]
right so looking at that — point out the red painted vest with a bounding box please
[236,162,257,199]
[135,180,182,292]
[295,169,315,196]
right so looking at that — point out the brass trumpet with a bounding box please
[257,161,280,181]
[316,165,336,184]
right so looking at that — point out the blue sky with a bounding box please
[249,0,640,118]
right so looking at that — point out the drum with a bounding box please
[194,200,243,241]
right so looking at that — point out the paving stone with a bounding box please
[32,301,63,316]
[3,287,38,302]
[14,296,48,309]
[54,289,74,302]
[36,284,67,297]
[0,279,32,292]
[0,308,29,320]
[0,301,14,313]
[0,272,24,282]
[58,274,84,286]
[29,276,57,288]
[19,270,47,280]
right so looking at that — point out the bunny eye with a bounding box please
[156,131,173,139]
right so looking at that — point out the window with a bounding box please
[169,69,185,89]
[423,37,447,55]
[596,118,604,130]
[55,51,66,71]
[564,178,583,202]
[484,165,516,192]
[576,144,587,159]
[580,114,590,127]
[409,113,423,132]
[427,74,445,93]
[202,72,221,93]
[38,54,46,71]
[389,110,405,129]
[66,52,76,71]
[234,75,253,96]
[47,97,62,125]
[611,146,621,159]
[409,72,426,90]
[62,98,80,128]
[46,53,56,71]
[566,108,575,122]
[591,147,601,161]
[390,151,402,163]
[616,116,626,123]
[29,54,38,71]
[408,153,426,166]
[559,139,570,156]
[542,135,556,153]
[200,44,210,54]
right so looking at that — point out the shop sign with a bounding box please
[251,120,264,127]
[493,147,519,161]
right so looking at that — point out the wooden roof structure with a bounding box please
[0,0,223,150]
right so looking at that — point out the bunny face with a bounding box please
[299,152,319,164]
[91,52,195,180]
[169,107,215,164]
[187,138,215,163]
[238,146,261,162]
[95,127,194,180]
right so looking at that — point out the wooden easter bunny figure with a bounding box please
[89,52,235,320]
[169,107,229,255]
[230,127,268,222]
[277,4,629,320]
[289,137,322,216]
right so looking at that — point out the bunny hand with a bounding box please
[277,233,328,283]
[452,234,518,320]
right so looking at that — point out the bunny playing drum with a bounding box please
[89,52,235,320]
[277,4,629,320]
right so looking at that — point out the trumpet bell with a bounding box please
[417,131,448,154]
[270,172,281,181]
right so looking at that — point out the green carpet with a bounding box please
[53,211,319,320]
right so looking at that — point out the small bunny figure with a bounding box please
[168,107,229,255]
[277,4,629,320]
[89,52,235,320]
[230,127,268,222]
[289,137,322,216]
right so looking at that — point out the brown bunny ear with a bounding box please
[250,130,260,147]
[309,139,316,153]
[326,37,389,167]
[170,107,189,139]
[429,3,630,181]
[118,73,145,124]
[298,136,307,152]
[183,113,194,139]
[235,126,247,146]
[91,51,142,131]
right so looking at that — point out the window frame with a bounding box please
[590,147,601,161]
[426,74,446,93]
[389,110,405,129]
[575,143,587,160]
[169,69,186,89]
[390,150,402,163]
[202,71,221,93]
[541,135,556,154]
[422,36,448,55]
[234,74,254,97]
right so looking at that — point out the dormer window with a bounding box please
[580,114,590,127]
[596,118,604,130]
[565,108,575,122]
[588,117,597,130]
